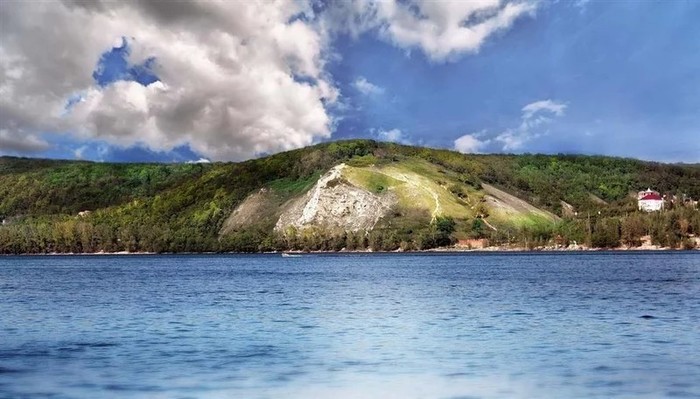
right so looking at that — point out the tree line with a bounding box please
[1,207,697,254]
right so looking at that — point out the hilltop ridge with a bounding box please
[1,140,699,253]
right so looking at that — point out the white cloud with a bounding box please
[324,0,539,62]
[521,99,567,119]
[73,145,88,160]
[0,1,541,160]
[494,129,528,151]
[0,130,49,154]
[495,99,567,151]
[353,76,384,95]
[454,132,489,154]
[455,100,567,154]
[376,128,410,144]
[187,158,211,164]
[0,0,336,161]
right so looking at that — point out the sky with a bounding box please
[0,0,698,163]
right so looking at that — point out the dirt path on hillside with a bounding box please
[481,218,498,231]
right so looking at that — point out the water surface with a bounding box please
[1,252,699,398]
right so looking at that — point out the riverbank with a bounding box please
[2,245,697,256]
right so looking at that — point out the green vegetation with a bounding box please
[343,166,399,194]
[1,140,699,253]
[266,173,320,196]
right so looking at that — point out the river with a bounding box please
[1,252,698,398]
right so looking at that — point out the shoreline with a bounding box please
[2,246,697,256]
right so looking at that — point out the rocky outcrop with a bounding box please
[275,164,396,233]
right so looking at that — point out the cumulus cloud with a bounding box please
[454,132,489,153]
[375,128,410,144]
[495,99,567,151]
[0,0,336,161]
[0,0,539,160]
[324,0,539,62]
[0,130,50,154]
[353,76,384,95]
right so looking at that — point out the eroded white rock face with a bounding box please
[275,164,395,233]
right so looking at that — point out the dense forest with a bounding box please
[1,140,699,253]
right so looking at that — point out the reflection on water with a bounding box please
[1,252,699,398]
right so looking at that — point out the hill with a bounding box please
[1,140,699,253]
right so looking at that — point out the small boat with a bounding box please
[281,253,302,258]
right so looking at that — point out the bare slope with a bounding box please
[482,183,560,226]
[219,188,275,235]
[275,164,396,233]
[276,159,558,233]
[221,158,562,237]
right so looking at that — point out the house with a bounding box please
[637,188,664,212]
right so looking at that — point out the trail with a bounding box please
[481,218,498,231]
[373,168,442,221]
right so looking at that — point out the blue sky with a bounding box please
[1,0,698,163]
[329,1,700,162]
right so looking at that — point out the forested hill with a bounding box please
[1,140,699,253]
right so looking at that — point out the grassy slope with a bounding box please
[342,156,624,237]
[343,160,481,219]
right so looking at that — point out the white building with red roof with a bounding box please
[637,188,664,212]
